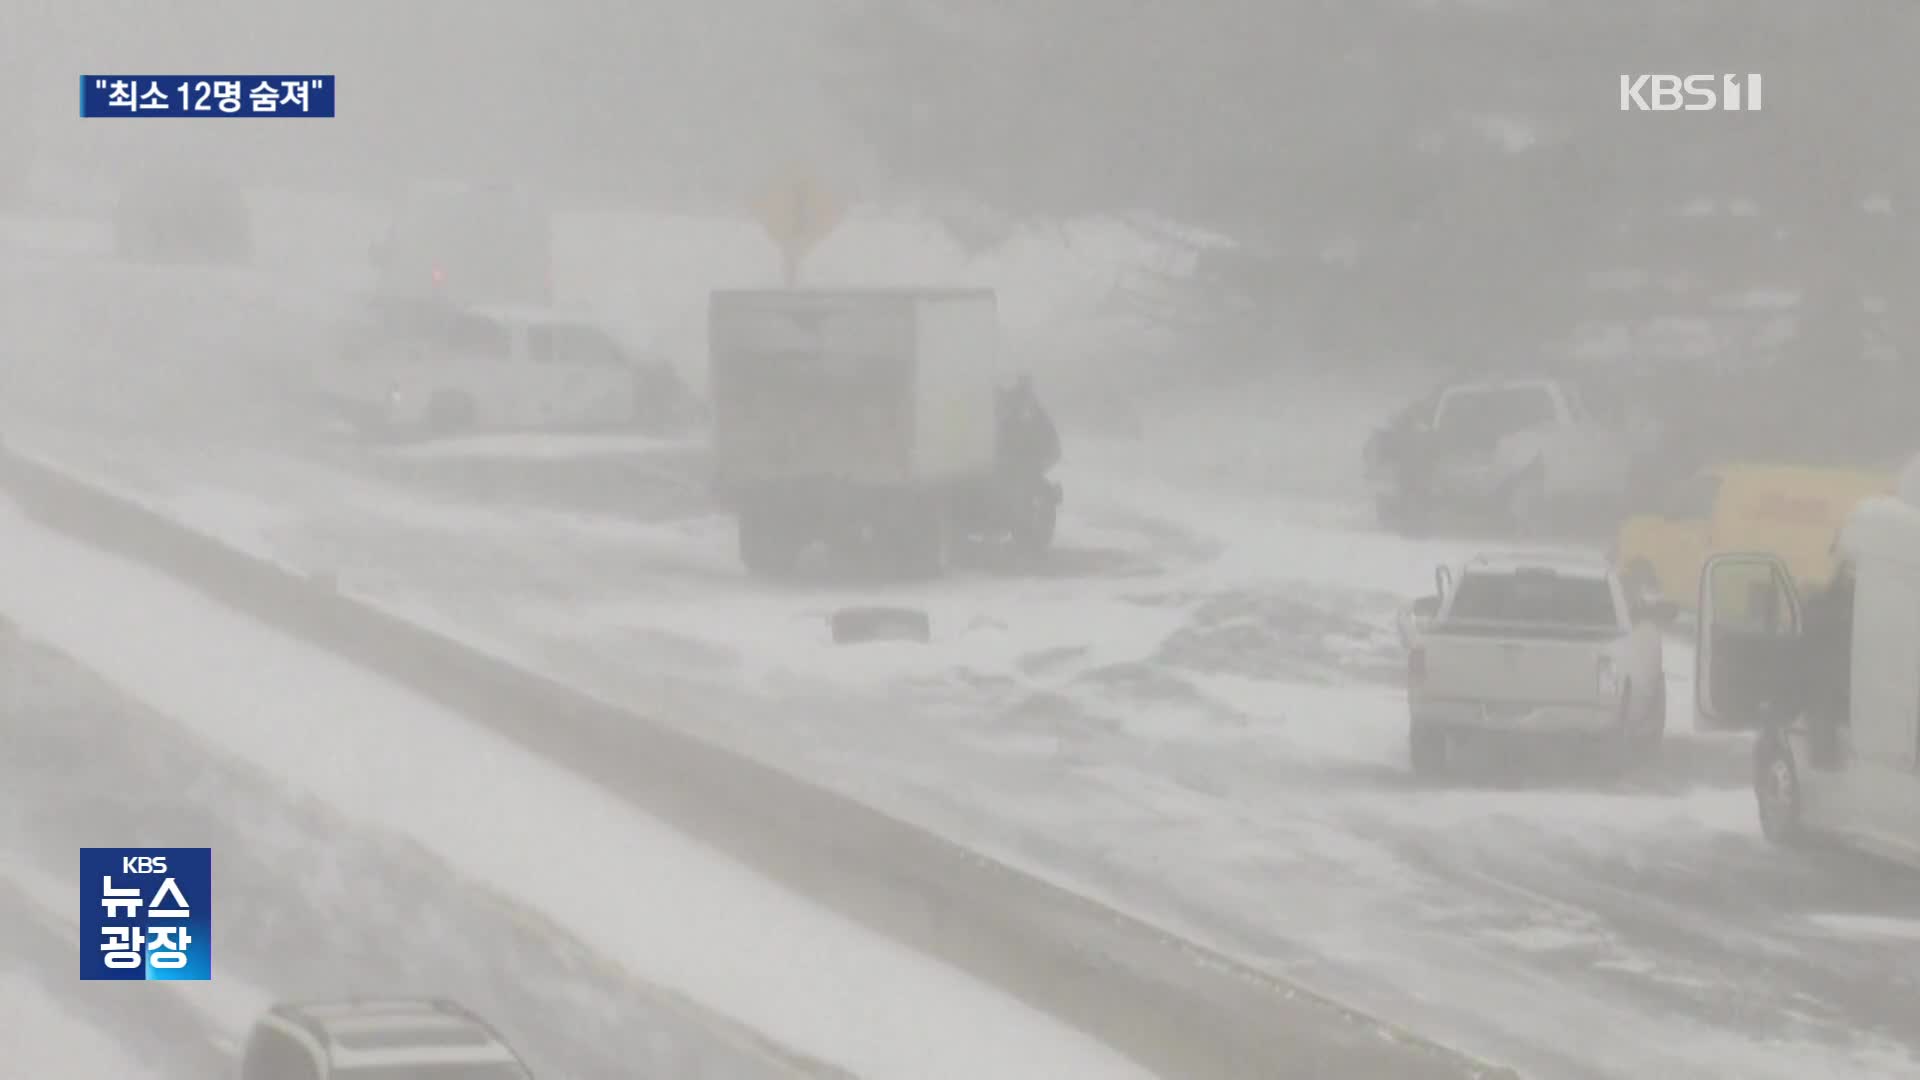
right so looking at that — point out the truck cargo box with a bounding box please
[708,288,1001,492]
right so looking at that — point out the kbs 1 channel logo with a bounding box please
[1619,73,1763,112]
[80,848,212,981]
[80,75,336,118]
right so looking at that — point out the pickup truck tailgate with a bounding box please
[1420,626,1617,705]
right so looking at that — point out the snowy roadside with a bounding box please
[0,623,835,1080]
[0,969,170,1080]
[0,501,1170,1080]
[16,428,1914,1079]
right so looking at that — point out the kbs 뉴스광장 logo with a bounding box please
[79,847,211,981]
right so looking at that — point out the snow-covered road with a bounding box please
[14,425,1920,1079]
[0,616,841,1080]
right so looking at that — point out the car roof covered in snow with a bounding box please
[268,998,525,1068]
[1460,550,1613,580]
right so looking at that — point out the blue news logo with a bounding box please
[80,75,336,118]
[80,848,212,981]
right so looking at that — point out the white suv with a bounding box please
[238,998,532,1080]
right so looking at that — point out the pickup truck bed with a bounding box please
[1415,621,1626,735]
[1406,556,1665,771]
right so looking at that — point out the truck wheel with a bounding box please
[1410,723,1448,778]
[1754,729,1809,847]
[738,503,801,577]
[887,497,951,579]
[1008,492,1057,556]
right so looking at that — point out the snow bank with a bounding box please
[0,970,162,1079]
[0,855,269,1046]
[0,503,1155,1080]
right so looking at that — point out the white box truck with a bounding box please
[709,288,1057,577]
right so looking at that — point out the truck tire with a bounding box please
[1008,492,1057,556]
[1754,729,1810,847]
[887,496,950,579]
[738,502,801,578]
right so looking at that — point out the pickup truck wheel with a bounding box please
[886,497,951,579]
[738,503,801,578]
[1007,491,1057,556]
[1410,724,1448,778]
[1754,729,1809,847]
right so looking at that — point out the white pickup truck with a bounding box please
[322,299,691,438]
[1364,378,1658,533]
[1403,552,1671,776]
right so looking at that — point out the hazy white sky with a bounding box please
[19,1,860,203]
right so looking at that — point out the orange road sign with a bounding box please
[753,173,845,282]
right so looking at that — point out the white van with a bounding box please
[322,299,688,437]
[1695,454,1920,864]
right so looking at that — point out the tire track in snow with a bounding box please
[1381,829,1920,1067]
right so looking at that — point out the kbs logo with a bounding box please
[79,847,212,982]
[1620,74,1762,111]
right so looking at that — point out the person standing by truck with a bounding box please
[1801,557,1855,768]
[993,375,1063,554]
[996,376,1060,478]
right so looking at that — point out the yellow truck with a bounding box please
[1613,464,1893,612]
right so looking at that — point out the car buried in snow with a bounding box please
[321,297,694,439]
[1403,551,1671,776]
[1365,377,1657,535]
[239,997,532,1080]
